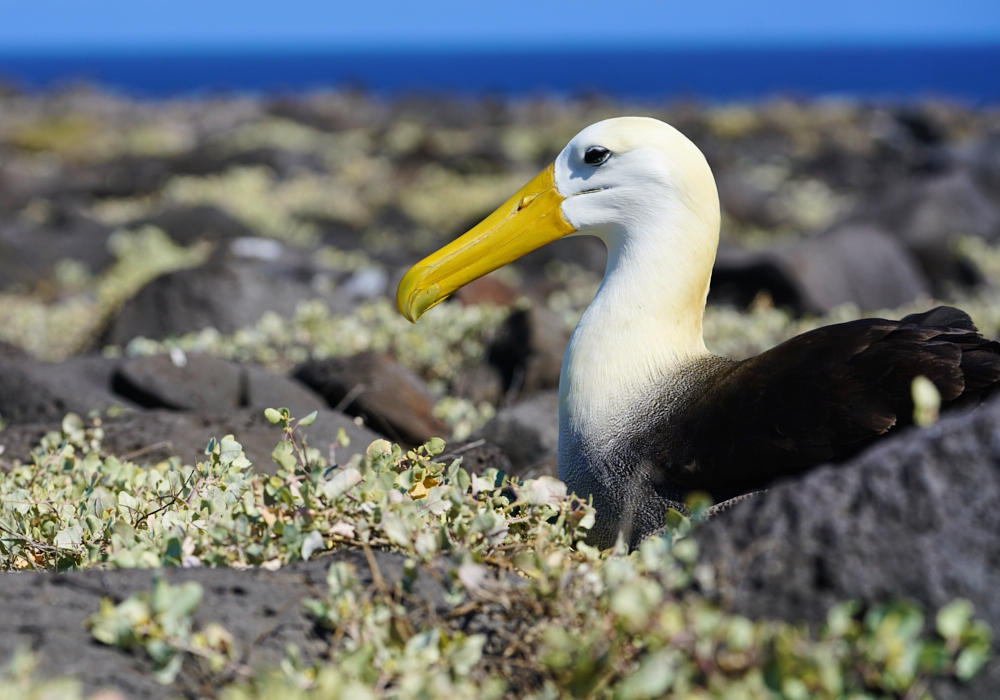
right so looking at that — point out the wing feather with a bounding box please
[659,306,1000,498]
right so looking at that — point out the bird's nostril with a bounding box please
[517,194,537,211]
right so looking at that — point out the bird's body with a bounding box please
[398,117,1000,549]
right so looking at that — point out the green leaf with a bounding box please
[956,644,991,681]
[53,524,83,550]
[936,598,974,641]
[617,649,676,699]
[61,413,84,434]
[298,410,318,427]
[218,437,243,465]
[117,491,138,512]
[152,653,183,685]
[381,513,412,547]
[425,437,445,456]
[322,467,363,500]
[264,407,282,424]
[271,441,298,471]
[335,427,350,447]
[449,634,486,676]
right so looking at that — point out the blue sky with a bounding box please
[3,0,1000,51]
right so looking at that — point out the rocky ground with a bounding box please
[2,86,1000,698]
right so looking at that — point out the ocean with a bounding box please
[0,45,998,102]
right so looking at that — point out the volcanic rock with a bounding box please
[867,169,1000,288]
[443,439,514,476]
[294,352,449,446]
[102,242,353,346]
[132,205,254,246]
[450,363,505,407]
[693,395,1000,698]
[0,353,139,425]
[0,550,447,700]
[243,365,327,417]
[0,407,379,475]
[476,390,559,478]
[711,224,931,313]
[0,211,114,290]
[113,353,244,411]
[971,131,1000,202]
[487,306,569,400]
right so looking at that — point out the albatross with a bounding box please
[397,117,1000,548]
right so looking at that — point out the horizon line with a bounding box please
[2,37,1000,56]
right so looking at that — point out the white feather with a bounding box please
[551,117,721,449]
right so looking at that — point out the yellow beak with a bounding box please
[397,163,576,322]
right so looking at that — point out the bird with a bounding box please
[396,116,1000,549]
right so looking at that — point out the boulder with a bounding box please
[864,169,1000,288]
[443,439,514,476]
[880,169,1000,248]
[476,391,559,478]
[0,210,113,291]
[30,148,324,202]
[693,395,1000,698]
[0,353,139,425]
[450,363,505,407]
[971,131,1000,202]
[132,205,254,246]
[0,550,444,700]
[294,352,449,446]
[487,306,569,400]
[0,408,379,475]
[453,275,520,308]
[243,365,328,416]
[711,224,931,314]
[102,242,353,346]
[113,353,345,421]
[716,169,790,229]
[113,353,244,411]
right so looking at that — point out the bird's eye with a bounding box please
[584,146,611,166]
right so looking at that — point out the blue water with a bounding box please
[1,46,998,101]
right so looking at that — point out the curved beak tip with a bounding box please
[396,266,435,323]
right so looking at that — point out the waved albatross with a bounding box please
[397,117,1000,549]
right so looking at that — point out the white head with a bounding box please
[555,117,720,257]
[397,117,721,357]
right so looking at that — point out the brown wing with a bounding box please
[663,306,1000,499]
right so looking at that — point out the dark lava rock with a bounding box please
[0,210,114,290]
[31,148,324,202]
[0,408,379,475]
[132,205,254,246]
[243,364,328,416]
[443,439,514,476]
[0,550,447,700]
[450,363,505,407]
[294,352,449,446]
[716,169,790,229]
[102,242,353,346]
[487,306,569,400]
[693,396,1000,699]
[114,353,244,411]
[0,354,139,425]
[453,275,520,308]
[865,169,1000,288]
[971,131,1000,202]
[712,225,931,314]
[476,390,559,478]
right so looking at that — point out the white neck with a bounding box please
[558,206,717,434]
